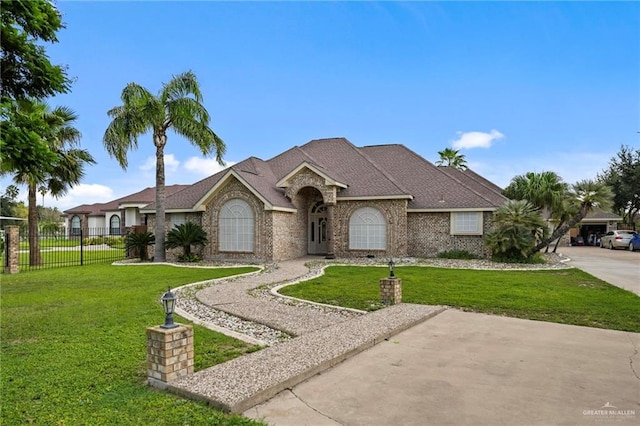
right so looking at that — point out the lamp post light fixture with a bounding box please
[388,258,396,279]
[160,287,178,329]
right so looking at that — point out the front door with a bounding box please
[308,201,327,254]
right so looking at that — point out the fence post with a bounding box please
[4,226,20,274]
[80,229,84,266]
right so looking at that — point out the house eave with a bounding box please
[194,169,277,211]
[408,207,498,213]
[337,195,413,201]
[276,162,348,189]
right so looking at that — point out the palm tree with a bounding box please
[166,222,208,261]
[503,171,568,216]
[436,148,468,170]
[4,99,94,265]
[103,71,225,262]
[125,231,155,261]
[533,179,612,252]
[484,199,548,261]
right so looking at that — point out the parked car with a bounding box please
[600,230,637,250]
[629,233,640,252]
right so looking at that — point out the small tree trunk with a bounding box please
[533,207,588,252]
[28,183,42,266]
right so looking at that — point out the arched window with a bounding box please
[219,199,254,252]
[110,215,121,235]
[349,207,387,250]
[71,215,81,235]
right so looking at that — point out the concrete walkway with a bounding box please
[164,257,446,413]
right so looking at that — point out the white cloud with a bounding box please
[48,183,115,210]
[452,129,504,149]
[139,154,180,173]
[183,157,234,178]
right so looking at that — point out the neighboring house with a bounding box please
[142,137,507,261]
[62,185,189,237]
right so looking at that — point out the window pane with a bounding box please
[349,207,386,250]
[219,199,254,252]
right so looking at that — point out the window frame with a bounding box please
[349,207,387,250]
[109,215,121,235]
[450,211,483,235]
[218,199,255,253]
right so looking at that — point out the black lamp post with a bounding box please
[388,258,395,278]
[160,287,178,329]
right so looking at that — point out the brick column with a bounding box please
[380,278,402,305]
[146,325,194,387]
[4,226,20,274]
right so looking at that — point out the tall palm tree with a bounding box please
[503,171,568,216]
[436,148,468,170]
[5,99,94,265]
[533,179,612,252]
[103,71,225,262]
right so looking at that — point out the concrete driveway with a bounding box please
[557,245,640,295]
[245,310,640,425]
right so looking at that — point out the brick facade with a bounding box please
[407,211,493,258]
[146,171,494,261]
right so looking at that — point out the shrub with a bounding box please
[484,200,548,262]
[124,231,155,261]
[166,222,208,258]
[177,253,202,263]
[437,249,482,260]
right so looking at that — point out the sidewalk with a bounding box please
[161,257,446,413]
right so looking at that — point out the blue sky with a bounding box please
[4,1,639,210]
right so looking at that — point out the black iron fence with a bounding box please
[3,226,126,272]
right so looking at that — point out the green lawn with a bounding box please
[1,264,264,425]
[280,266,640,332]
[13,248,126,270]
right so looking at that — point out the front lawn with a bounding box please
[1,264,264,425]
[279,266,640,332]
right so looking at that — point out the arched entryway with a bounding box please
[308,200,328,254]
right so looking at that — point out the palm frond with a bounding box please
[161,70,202,104]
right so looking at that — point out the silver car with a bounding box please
[600,230,637,250]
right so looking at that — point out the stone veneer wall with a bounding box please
[407,211,492,258]
[203,177,270,261]
[333,199,408,258]
[146,212,205,261]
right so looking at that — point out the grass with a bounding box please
[19,238,81,249]
[1,264,265,425]
[280,266,640,332]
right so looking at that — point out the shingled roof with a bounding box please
[149,137,507,213]
[63,184,189,216]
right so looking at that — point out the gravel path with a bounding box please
[170,254,569,346]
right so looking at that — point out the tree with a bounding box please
[503,171,568,216]
[3,99,94,265]
[533,179,612,252]
[166,222,208,261]
[484,199,548,261]
[436,148,468,170]
[600,145,640,225]
[104,71,225,262]
[0,0,70,101]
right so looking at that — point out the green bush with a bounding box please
[177,253,202,263]
[166,222,208,258]
[125,232,155,261]
[437,249,482,260]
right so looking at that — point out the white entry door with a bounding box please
[308,201,327,254]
